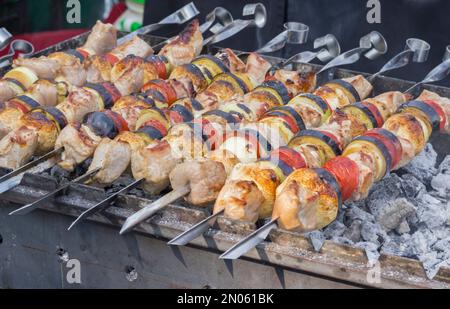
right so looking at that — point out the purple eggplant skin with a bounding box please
[83,111,119,139]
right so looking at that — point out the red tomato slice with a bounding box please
[143,80,177,105]
[104,110,129,133]
[105,53,120,65]
[140,119,168,136]
[423,99,447,131]
[76,48,91,59]
[102,83,122,103]
[263,112,299,134]
[271,146,307,170]
[324,156,359,201]
[7,100,31,114]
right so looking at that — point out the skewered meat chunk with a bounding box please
[159,20,203,67]
[13,57,60,80]
[82,21,117,56]
[273,168,340,231]
[48,52,87,86]
[0,80,68,139]
[215,48,246,74]
[169,158,227,206]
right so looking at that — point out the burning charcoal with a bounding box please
[401,143,438,185]
[360,221,387,247]
[410,229,438,257]
[401,174,426,199]
[431,173,450,198]
[355,242,380,266]
[344,202,375,227]
[323,220,346,239]
[330,236,354,246]
[50,165,71,183]
[307,231,325,252]
[368,173,403,203]
[376,198,416,232]
[343,220,362,243]
[382,235,414,258]
[415,192,449,229]
[395,220,411,235]
[419,251,447,280]
[432,236,450,252]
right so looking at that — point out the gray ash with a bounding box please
[312,144,450,280]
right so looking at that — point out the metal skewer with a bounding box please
[0,148,63,194]
[317,31,387,78]
[152,7,235,51]
[67,178,144,230]
[368,38,430,83]
[405,45,450,95]
[121,32,343,237]
[202,3,267,47]
[9,168,101,216]
[117,2,200,45]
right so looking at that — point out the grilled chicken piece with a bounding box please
[215,48,246,73]
[273,168,339,231]
[85,36,154,84]
[110,36,153,60]
[345,152,376,201]
[84,55,112,83]
[58,86,101,123]
[159,19,203,67]
[195,80,245,112]
[89,131,148,184]
[48,52,87,86]
[168,78,194,100]
[13,57,60,80]
[214,161,282,221]
[169,158,227,206]
[0,111,59,169]
[342,75,373,100]
[132,140,181,194]
[270,69,317,97]
[111,56,159,95]
[245,53,272,86]
[55,124,103,171]
[0,80,21,103]
[82,21,117,56]
[0,80,65,139]
[132,123,208,194]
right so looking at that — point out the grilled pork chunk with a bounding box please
[159,19,203,67]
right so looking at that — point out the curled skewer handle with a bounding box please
[254,22,309,54]
[242,2,267,28]
[0,27,13,51]
[443,45,450,62]
[204,3,267,46]
[0,39,35,69]
[315,34,341,63]
[406,46,450,95]
[317,31,387,75]
[118,2,200,45]
[274,34,340,71]
[370,38,430,81]
[199,7,234,34]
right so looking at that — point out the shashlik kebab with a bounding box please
[61,47,325,228]
[115,73,370,234]
[0,21,117,103]
[0,26,157,140]
[217,89,449,260]
[0,20,204,171]
[0,18,206,141]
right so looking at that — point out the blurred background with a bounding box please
[1,0,449,85]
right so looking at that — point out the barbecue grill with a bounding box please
[0,30,449,289]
